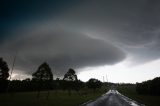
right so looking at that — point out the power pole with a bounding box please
[106,74,108,82]
[103,76,105,82]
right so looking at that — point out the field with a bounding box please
[1,85,160,106]
[118,85,160,106]
[0,87,107,106]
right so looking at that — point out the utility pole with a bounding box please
[103,76,105,82]
[106,74,108,82]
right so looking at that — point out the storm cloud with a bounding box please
[0,26,125,75]
[1,0,160,76]
[58,0,160,64]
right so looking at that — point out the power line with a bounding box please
[9,52,17,80]
[6,51,18,93]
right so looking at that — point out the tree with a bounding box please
[32,62,53,99]
[0,57,9,81]
[87,78,102,92]
[136,77,160,95]
[63,68,77,81]
[0,57,9,92]
[32,62,53,81]
[63,68,78,95]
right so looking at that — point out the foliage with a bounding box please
[87,78,102,91]
[0,57,9,92]
[0,57,9,80]
[63,68,77,81]
[136,77,160,95]
[32,62,53,81]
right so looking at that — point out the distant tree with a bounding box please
[63,68,78,95]
[32,62,53,81]
[87,78,102,92]
[32,62,53,99]
[63,68,77,81]
[0,57,9,80]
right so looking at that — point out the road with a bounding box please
[81,90,144,106]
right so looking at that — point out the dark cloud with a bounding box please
[58,0,160,64]
[0,26,125,75]
[1,0,160,76]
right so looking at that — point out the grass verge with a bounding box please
[0,87,107,106]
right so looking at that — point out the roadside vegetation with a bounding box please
[117,83,160,106]
[136,77,160,95]
[0,57,108,106]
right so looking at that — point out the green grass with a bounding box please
[0,87,108,106]
[117,85,160,106]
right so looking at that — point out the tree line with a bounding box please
[0,57,102,95]
[136,77,160,95]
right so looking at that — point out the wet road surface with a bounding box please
[82,90,144,106]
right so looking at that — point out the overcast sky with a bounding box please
[1,0,160,83]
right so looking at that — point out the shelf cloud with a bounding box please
[0,26,126,75]
[1,0,160,77]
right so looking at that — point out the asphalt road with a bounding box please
[82,90,143,106]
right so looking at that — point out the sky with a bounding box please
[1,0,160,83]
